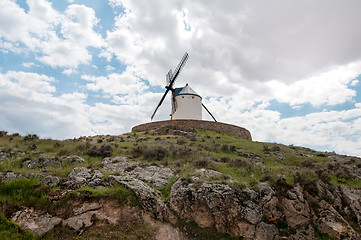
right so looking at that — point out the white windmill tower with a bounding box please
[151,52,217,122]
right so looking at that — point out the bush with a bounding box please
[24,134,39,140]
[229,159,252,170]
[221,144,236,153]
[194,158,210,168]
[87,145,113,157]
[144,147,167,161]
[302,159,315,168]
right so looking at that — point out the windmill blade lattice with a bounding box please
[150,52,188,120]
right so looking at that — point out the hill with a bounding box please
[0,127,360,240]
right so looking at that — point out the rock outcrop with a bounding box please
[5,155,361,239]
[12,208,62,236]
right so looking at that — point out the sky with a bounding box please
[1,0,361,157]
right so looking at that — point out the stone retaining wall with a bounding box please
[132,120,252,141]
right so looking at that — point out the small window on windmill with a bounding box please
[182,96,184,98]
[192,96,194,99]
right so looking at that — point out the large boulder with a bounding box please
[103,156,174,188]
[281,185,311,227]
[102,156,138,173]
[170,180,263,239]
[129,165,174,188]
[315,200,360,239]
[41,175,60,187]
[340,185,361,226]
[63,167,103,189]
[12,208,62,236]
[61,155,85,164]
[108,175,174,222]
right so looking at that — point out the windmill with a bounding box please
[151,52,217,122]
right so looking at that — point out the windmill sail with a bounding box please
[150,52,188,120]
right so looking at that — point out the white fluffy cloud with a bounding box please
[0,0,104,68]
[0,71,91,138]
[266,62,361,107]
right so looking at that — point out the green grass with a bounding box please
[0,214,36,240]
[330,177,361,188]
[0,178,50,209]
[160,177,176,202]
[66,185,140,206]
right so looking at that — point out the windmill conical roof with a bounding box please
[174,84,201,98]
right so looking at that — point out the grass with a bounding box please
[0,178,50,210]
[160,176,176,202]
[65,185,140,206]
[0,214,36,240]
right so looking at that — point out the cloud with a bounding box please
[62,68,78,75]
[0,71,91,139]
[266,62,361,107]
[104,0,361,98]
[0,0,104,69]
[22,62,37,68]
[82,66,148,98]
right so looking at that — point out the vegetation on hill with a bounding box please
[0,128,360,239]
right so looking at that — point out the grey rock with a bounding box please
[103,156,173,188]
[194,168,223,178]
[130,165,174,188]
[0,148,8,161]
[12,208,62,236]
[288,225,316,240]
[61,155,85,164]
[41,175,60,187]
[88,170,104,187]
[63,202,101,231]
[108,175,173,221]
[254,222,279,240]
[64,167,103,189]
[102,156,138,173]
[0,171,22,182]
[170,180,262,238]
[22,159,40,169]
[315,200,360,239]
[282,185,311,227]
[340,185,361,226]
[64,211,95,231]
[69,167,91,178]
[43,157,62,168]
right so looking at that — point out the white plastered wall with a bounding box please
[172,95,202,120]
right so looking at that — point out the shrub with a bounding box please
[87,145,113,158]
[194,158,210,168]
[0,131,7,137]
[221,144,236,153]
[53,141,62,148]
[229,159,252,170]
[176,139,187,145]
[24,134,39,140]
[144,147,167,161]
[302,159,315,168]
[219,156,231,163]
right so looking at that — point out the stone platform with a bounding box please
[132,120,252,141]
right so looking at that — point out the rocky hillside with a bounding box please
[0,127,360,240]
